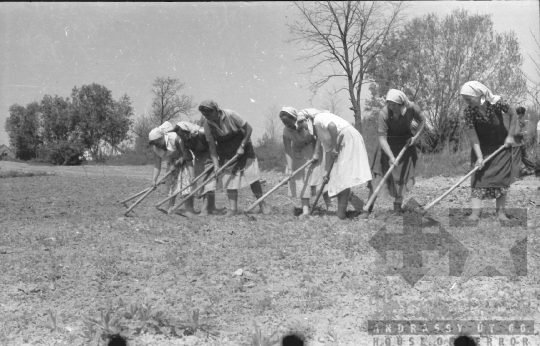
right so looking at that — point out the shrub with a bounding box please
[39,141,86,166]
[0,170,53,178]
[100,147,155,166]
[254,135,285,172]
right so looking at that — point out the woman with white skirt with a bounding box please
[300,109,372,219]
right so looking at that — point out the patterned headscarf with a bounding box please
[176,121,201,136]
[386,89,409,116]
[460,81,501,105]
[148,121,175,141]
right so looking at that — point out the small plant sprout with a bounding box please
[80,319,98,343]
[249,322,279,346]
[177,306,219,336]
[47,309,58,332]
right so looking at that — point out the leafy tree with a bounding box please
[150,77,196,124]
[39,95,85,165]
[40,95,73,144]
[288,1,405,131]
[4,102,42,160]
[103,94,134,152]
[70,83,133,162]
[367,9,526,152]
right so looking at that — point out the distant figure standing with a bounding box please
[511,107,535,177]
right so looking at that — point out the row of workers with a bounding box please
[148,81,526,220]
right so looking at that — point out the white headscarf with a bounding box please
[460,81,501,105]
[297,108,321,121]
[148,121,175,141]
[176,121,201,136]
[280,106,298,120]
[295,108,321,135]
[386,89,409,116]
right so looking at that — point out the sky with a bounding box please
[1,1,539,147]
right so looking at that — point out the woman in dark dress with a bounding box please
[198,100,270,217]
[367,89,425,214]
[511,107,535,178]
[460,81,517,221]
[173,121,217,216]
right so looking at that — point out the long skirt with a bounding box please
[193,151,215,196]
[325,126,372,197]
[166,159,192,197]
[287,150,325,199]
[470,145,511,200]
[368,139,416,199]
[511,145,522,183]
[220,157,261,190]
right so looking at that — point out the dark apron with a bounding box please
[371,128,417,185]
[470,109,512,188]
[185,132,209,154]
[184,132,213,178]
[209,126,256,175]
[511,146,522,183]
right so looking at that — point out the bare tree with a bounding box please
[288,1,405,131]
[321,90,342,115]
[261,104,283,145]
[131,113,156,150]
[525,30,540,108]
[151,77,196,124]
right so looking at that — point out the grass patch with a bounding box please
[417,148,470,179]
[0,170,54,178]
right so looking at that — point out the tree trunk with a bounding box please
[349,77,363,133]
[348,91,362,133]
[354,107,362,133]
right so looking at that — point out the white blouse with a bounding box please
[313,112,352,152]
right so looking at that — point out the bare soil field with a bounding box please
[1,161,539,346]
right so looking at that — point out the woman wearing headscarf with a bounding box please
[511,107,535,178]
[460,81,517,221]
[300,108,372,219]
[148,121,196,216]
[367,89,425,214]
[173,121,216,216]
[279,107,325,217]
[198,100,270,217]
